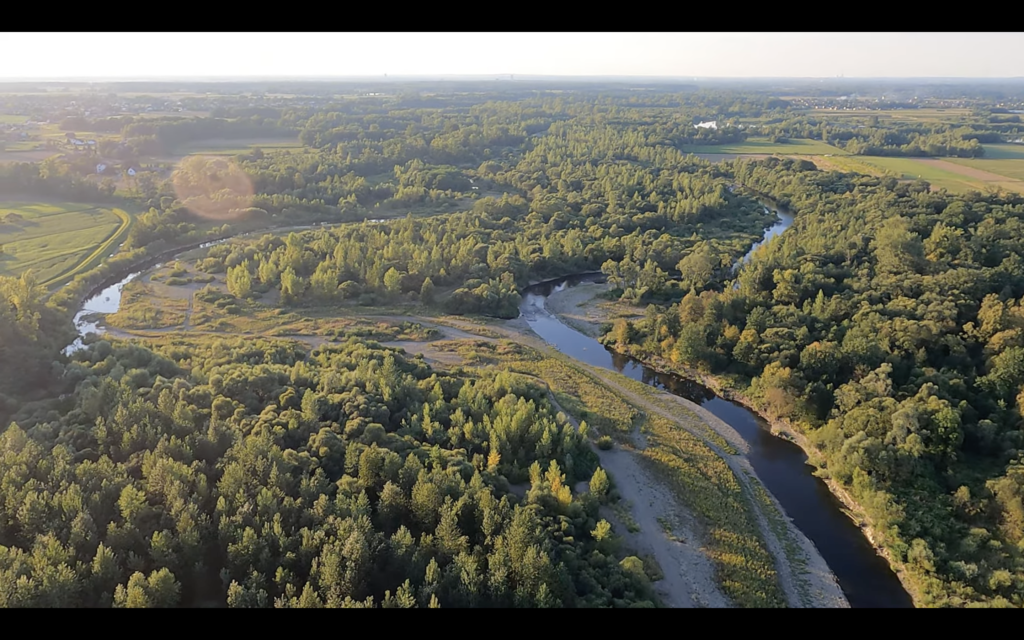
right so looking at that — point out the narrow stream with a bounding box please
[66,225,325,355]
[519,209,913,608]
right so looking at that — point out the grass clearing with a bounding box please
[106,281,188,329]
[0,201,132,286]
[798,154,893,177]
[682,138,847,156]
[0,115,29,124]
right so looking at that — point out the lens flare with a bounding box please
[172,155,255,221]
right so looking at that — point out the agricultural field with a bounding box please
[0,149,60,163]
[798,108,974,123]
[854,156,1024,194]
[947,158,1024,182]
[160,137,303,160]
[0,201,132,287]
[682,138,847,156]
[979,143,1024,160]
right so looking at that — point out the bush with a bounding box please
[597,436,614,450]
[165,277,191,286]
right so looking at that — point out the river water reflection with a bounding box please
[519,208,913,608]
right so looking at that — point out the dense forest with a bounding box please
[5,83,1024,608]
[0,274,75,426]
[605,158,1024,607]
[0,336,663,607]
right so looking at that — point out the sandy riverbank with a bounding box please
[539,280,850,608]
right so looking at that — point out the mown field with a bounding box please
[0,201,132,287]
[948,158,1024,181]
[798,108,974,123]
[682,138,847,155]
[852,156,1024,194]
[161,137,304,160]
[979,144,1024,160]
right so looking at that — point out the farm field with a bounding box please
[979,144,1024,160]
[798,108,974,123]
[0,201,132,287]
[947,158,1024,182]
[853,156,1024,194]
[161,137,303,160]
[0,149,60,164]
[682,138,847,155]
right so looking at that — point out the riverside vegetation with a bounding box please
[3,81,1024,607]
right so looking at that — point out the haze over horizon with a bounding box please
[2,32,1023,80]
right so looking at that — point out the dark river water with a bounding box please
[519,210,913,608]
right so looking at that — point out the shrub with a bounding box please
[597,436,614,450]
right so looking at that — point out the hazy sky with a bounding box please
[3,32,1023,79]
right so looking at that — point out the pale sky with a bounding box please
[2,32,1023,79]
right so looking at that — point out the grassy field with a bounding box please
[798,108,974,123]
[852,157,988,193]
[164,137,303,159]
[682,138,847,155]
[980,144,1024,160]
[947,158,1024,182]
[0,114,29,124]
[797,154,893,177]
[0,202,133,287]
[853,156,1024,194]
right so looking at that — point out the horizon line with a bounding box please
[2,75,1024,83]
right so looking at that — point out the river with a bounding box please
[65,207,913,607]
[519,209,914,609]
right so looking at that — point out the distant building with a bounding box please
[694,121,718,130]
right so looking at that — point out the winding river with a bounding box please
[519,210,914,609]
[66,207,913,607]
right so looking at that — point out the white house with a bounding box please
[694,121,718,130]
